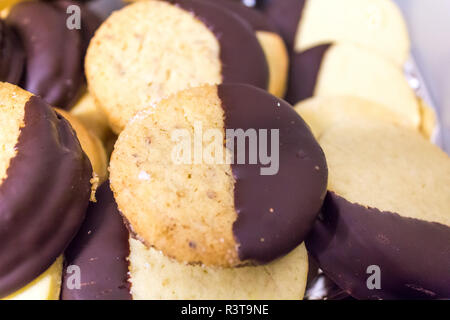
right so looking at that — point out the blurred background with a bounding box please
[395,0,450,153]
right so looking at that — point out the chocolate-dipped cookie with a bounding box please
[110,84,327,267]
[86,0,270,133]
[0,82,93,298]
[306,120,450,299]
[256,0,410,65]
[286,43,421,131]
[6,1,84,109]
[0,19,24,84]
[61,182,310,300]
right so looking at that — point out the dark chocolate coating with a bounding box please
[172,0,269,90]
[305,272,353,300]
[7,1,84,109]
[0,96,92,298]
[204,0,277,32]
[257,0,306,49]
[61,182,131,300]
[52,0,102,55]
[218,83,328,264]
[0,19,25,85]
[84,0,125,21]
[306,192,450,300]
[305,255,352,300]
[285,43,330,105]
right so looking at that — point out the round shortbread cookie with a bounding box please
[256,0,410,65]
[0,82,92,298]
[86,0,269,133]
[294,96,422,139]
[110,84,327,267]
[286,43,421,131]
[306,120,450,299]
[129,238,308,300]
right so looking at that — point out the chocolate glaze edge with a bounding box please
[61,182,132,300]
[172,0,269,90]
[205,0,278,32]
[258,0,306,50]
[286,43,331,105]
[0,96,92,298]
[0,19,25,85]
[306,192,450,300]
[218,83,328,264]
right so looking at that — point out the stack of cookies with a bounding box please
[0,0,448,300]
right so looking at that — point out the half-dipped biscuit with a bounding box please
[306,120,450,299]
[257,0,410,65]
[86,0,270,133]
[61,182,310,300]
[0,82,92,298]
[110,84,328,267]
[286,43,421,131]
